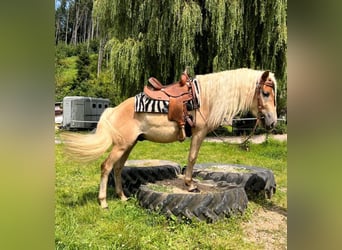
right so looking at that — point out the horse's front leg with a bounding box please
[184,131,206,192]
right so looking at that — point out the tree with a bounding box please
[76,47,90,82]
[55,0,287,111]
[55,0,94,45]
[92,0,287,108]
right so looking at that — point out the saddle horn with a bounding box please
[181,67,190,86]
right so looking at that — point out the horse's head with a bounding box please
[251,71,277,130]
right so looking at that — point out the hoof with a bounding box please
[184,180,198,192]
[189,187,200,193]
[98,198,108,209]
[120,195,128,201]
[100,204,109,209]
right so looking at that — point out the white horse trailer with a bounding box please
[62,96,110,130]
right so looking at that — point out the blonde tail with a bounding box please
[61,108,123,162]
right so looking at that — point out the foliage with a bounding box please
[92,0,287,108]
[55,138,287,248]
[55,0,287,111]
[55,43,117,103]
[55,0,94,45]
[76,47,91,82]
[273,120,287,134]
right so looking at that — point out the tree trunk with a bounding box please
[55,19,60,44]
[97,36,106,77]
[87,17,92,51]
[71,2,80,45]
[65,7,69,44]
[91,17,95,40]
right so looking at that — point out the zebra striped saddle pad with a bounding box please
[135,79,201,113]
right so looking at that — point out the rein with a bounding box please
[240,118,260,146]
[211,78,275,149]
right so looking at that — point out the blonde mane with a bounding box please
[196,68,277,129]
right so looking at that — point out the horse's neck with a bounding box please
[197,71,256,129]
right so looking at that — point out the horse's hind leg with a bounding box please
[98,145,133,208]
[112,143,136,201]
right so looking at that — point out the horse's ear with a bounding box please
[261,71,270,82]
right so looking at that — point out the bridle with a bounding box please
[198,72,276,149]
[255,78,276,120]
[240,77,276,148]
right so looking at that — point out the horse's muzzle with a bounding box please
[265,121,276,131]
[261,112,277,131]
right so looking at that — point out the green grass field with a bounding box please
[55,136,287,249]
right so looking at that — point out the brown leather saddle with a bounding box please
[143,71,199,141]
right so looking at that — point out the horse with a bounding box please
[61,68,278,209]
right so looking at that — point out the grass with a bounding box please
[55,136,287,249]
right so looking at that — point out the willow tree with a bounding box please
[93,0,287,107]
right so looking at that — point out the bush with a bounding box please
[56,43,78,59]
[273,120,287,134]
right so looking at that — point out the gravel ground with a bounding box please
[204,134,287,144]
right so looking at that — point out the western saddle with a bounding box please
[143,71,199,141]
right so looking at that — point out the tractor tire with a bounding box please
[137,180,248,222]
[192,163,276,199]
[108,160,274,222]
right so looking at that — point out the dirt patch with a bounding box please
[196,165,252,173]
[242,207,287,249]
[147,175,237,194]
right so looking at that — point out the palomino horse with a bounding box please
[62,68,277,208]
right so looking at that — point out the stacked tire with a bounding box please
[108,160,276,222]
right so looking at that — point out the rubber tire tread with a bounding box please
[192,163,276,199]
[108,164,181,197]
[137,185,248,222]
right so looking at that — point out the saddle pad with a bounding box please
[135,92,169,113]
[135,78,201,114]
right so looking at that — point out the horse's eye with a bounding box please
[262,91,270,97]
